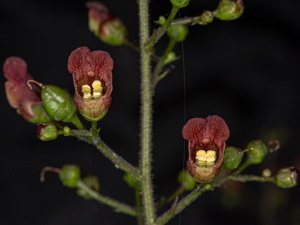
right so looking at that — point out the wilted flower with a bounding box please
[182,115,230,183]
[68,46,113,121]
[3,57,50,123]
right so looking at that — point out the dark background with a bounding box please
[0,0,300,224]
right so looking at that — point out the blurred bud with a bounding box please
[262,168,272,178]
[68,47,113,122]
[167,25,188,42]
[178,170,196,191]
[3,57,51,123]
[77,175,100,199]
[59,164,81,188]
[63,126,71,136]
[99,18,127,46]
[163,52,177,65]
[214,0,244,21]
[275,167,299,188]
[123,173,139,188]
[37,123,58,141]
[86,2,127,46]
[222,146,243,170]
[156,16,166,25]
[41,85,78,123]
[200,10,214,24]
[170,0,190,8]
[246,140,268,165]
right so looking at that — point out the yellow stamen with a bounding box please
[83,92,92,99]
[93,91,102,99]
[92,80,102,92]
[82,84,91,93]
[195,149,216,166]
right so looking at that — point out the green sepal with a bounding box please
[222,146,243,170]
[275,167,299,189]
[37,123,58,141]
[167,24,188,42]
[246,140,268,165]
[77,175,100,199]
[214,0,244,21]
[41,85,77,123]
[170,0,190,8]
[29,104,52,124]
[100,19,127,46]
[123,173,139,188]
[59,164,81,188]
[178,170,196,191]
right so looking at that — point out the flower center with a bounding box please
[195,150,216,167]
[81,80,103,100]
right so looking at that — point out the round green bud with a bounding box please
[167,24,188,42]
[262,168,272,178]
[214,0,244,21]
[123,173,139,188]
[222,146,243,170]
[156,16,166,25]
[37,123,58,141]
[63,126,71,136]
[59,164,81,188]
[246,140,268,165]
[170,0,190,8]
[200,10,214,24]
[99,18,127,46]
[275,167,299,189]
[178,170,196,191]
[77,175,100,199]
[163,52,177,65]
[41,85,77,123]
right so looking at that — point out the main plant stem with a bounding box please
[138,0,156,224]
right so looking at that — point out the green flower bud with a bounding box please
[99,18,127,46]
[214,0,244,21]
[37,123,58,141]
[123,173,139,188]
[156,16,166,25]
[59,164,81,188]
[178,170,196,191]
[170,0,190,8]
[275,167,299,188]
[167,24,188,42]
[163,52,177,65]
[77,175,100,199]
[41,85,77,123]
[63,126,71,136]
[222,146,243,170]
[262,168,272,178]
[246,140,268,165]
[200,10,214,24]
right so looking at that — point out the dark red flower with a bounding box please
[182,115,230,182]
[3,57,50,123]
[68,46,113,121]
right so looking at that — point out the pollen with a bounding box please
[82,84,91,93]
[195,150,216,167]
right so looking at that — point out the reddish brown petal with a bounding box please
[3,57,28,82]
[86,1,110,22]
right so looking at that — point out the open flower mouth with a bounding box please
[81,80,104,100]
[191,143,219,168]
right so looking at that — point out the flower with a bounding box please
[3,57,50,123]
[68,46,113,121]
[182,115,230,182]
[86,1,127,46]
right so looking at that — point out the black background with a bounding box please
[1,0,300,225]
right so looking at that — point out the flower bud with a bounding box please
[156,16,166,25]
[275,167,299,188]
[37,123,58,141]
[183,115,230,183]
[59,164,81,188]
[41,85,78,123]
[170,0,190,8]
[200,11,214,24]
[77,175,100,199]
[68,47,113,122]
[262,168,272,178]
[214,0,244,21]
[86,2,127,46]
[167,25,188,42]
[3,57,51,123]
[222,146,243,170]
[246,140,268,165]
[178,170,196,191]
[123,173,139,188]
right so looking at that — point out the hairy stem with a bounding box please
[138,0,156,224]
[77,180,137,216]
